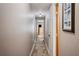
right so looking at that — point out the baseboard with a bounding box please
[29,43,35,56]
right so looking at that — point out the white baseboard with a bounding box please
[29,43,35,56]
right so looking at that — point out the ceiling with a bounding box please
[29,3,51,12]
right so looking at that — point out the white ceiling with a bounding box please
[29,3,51,12]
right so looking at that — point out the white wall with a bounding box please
[52,4,56,56]
[0,3,33,56]
[45,10,50,47]
[60,3,79,56]
[48,4,56,56]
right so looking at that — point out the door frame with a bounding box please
[56,3,60,56]
[50,3,60,56]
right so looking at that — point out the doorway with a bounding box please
[35,16,45,42]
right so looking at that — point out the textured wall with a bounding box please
[60,3,79,56]
[0,4,33,56]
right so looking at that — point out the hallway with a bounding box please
[0,3,79,56]
[0,3,52,56]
